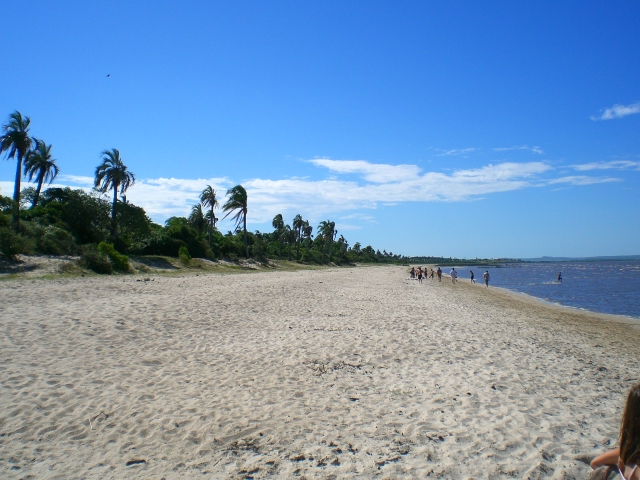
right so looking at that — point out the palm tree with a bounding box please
[24,139,59,208]
[272,213,284,258]
[292,214,303,260]
[94,148,136,236]
[286,225,298,261]
[222,185,249,258]
[318,220,336,264]
[0,111,33,228]
[200,185,219,247]
[302,221,313,256]
[188,204,206,235]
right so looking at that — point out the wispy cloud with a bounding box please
[435,148,476,157]
[547,176,621,186]
[309,159,420,183]
[2,159,627,227]
[493,145,544,154]
[571,160,640,171]
[591,102,640,121]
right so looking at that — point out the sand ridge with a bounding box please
[0,266,638,478]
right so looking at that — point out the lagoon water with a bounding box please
[451,260,640,319]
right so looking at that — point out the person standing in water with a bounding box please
[483,270,490,287]
[470,270,475,284]
[557,272,562,283]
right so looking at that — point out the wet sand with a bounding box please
[1,266,638,478]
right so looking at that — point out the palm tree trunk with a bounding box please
[243,213,249,258]
[12,153,23,230]
[33,174,44,208]
[209,207,213,248]
[112,185,118,236]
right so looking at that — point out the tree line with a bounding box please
[0,110,405,270]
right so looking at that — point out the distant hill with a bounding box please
[405,256,523,266]
[522,255,640,262]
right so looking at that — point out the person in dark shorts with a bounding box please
[437,267,442,282]
[470,270,475,283]
[483,270,490,287]
[557,272,562,283]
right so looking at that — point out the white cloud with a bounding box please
[493,145,544,154]
[547,176,621,186]
[591,102,640,121]
[309,158,420,183]
[2,159,624,227]
[435,148,476,157]
[571,160,640,171]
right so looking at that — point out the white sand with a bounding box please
[1,266,639,479]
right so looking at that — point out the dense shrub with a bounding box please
[81,248,113,274]
[98,241,130,272]
[129,231,186,257]
[178,245,191,264]
[0,227,29,258]
[38,226,77,255]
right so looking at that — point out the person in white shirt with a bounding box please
[483,270,490,287]
[450,268,457,283]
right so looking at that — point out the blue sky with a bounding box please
[1,1,639,258]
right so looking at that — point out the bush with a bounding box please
[81,248,113,274]
[38,226,77,255]
[98,241,130,272]
[178,245,191,264]
[0,227,29,258]
[129,231,186,257]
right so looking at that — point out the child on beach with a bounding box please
[470,270,475,283]
[590,381,640,479]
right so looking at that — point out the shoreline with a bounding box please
[1,265,638,478]
[429,266,640,328]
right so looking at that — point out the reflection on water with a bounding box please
[451,260,640,319]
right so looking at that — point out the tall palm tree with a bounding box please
[286,225,298,261]
[222,185,249,258]
[188,203,206,235]
[94,148,136,236]
[200,185,219,247]
[0,111,33,228]
[302,221,313,256]
[24,139,59,208]
[292,214,303,260]
[272,213,284,259]
[318,220,336,264]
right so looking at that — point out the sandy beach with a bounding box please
[1,265,639,479]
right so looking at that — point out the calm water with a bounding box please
[450,260,640,319]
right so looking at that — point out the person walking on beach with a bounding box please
[429,268,434,279]
[437,267,442,282]
[483,270,490,287]
[450,268,457,283]
[410,267,415,280]
[470,270,475,283]
[417,267,423,284]
[557,272,562,283]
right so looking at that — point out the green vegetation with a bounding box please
[0,111,406,273]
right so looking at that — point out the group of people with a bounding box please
[408,266,490,287]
